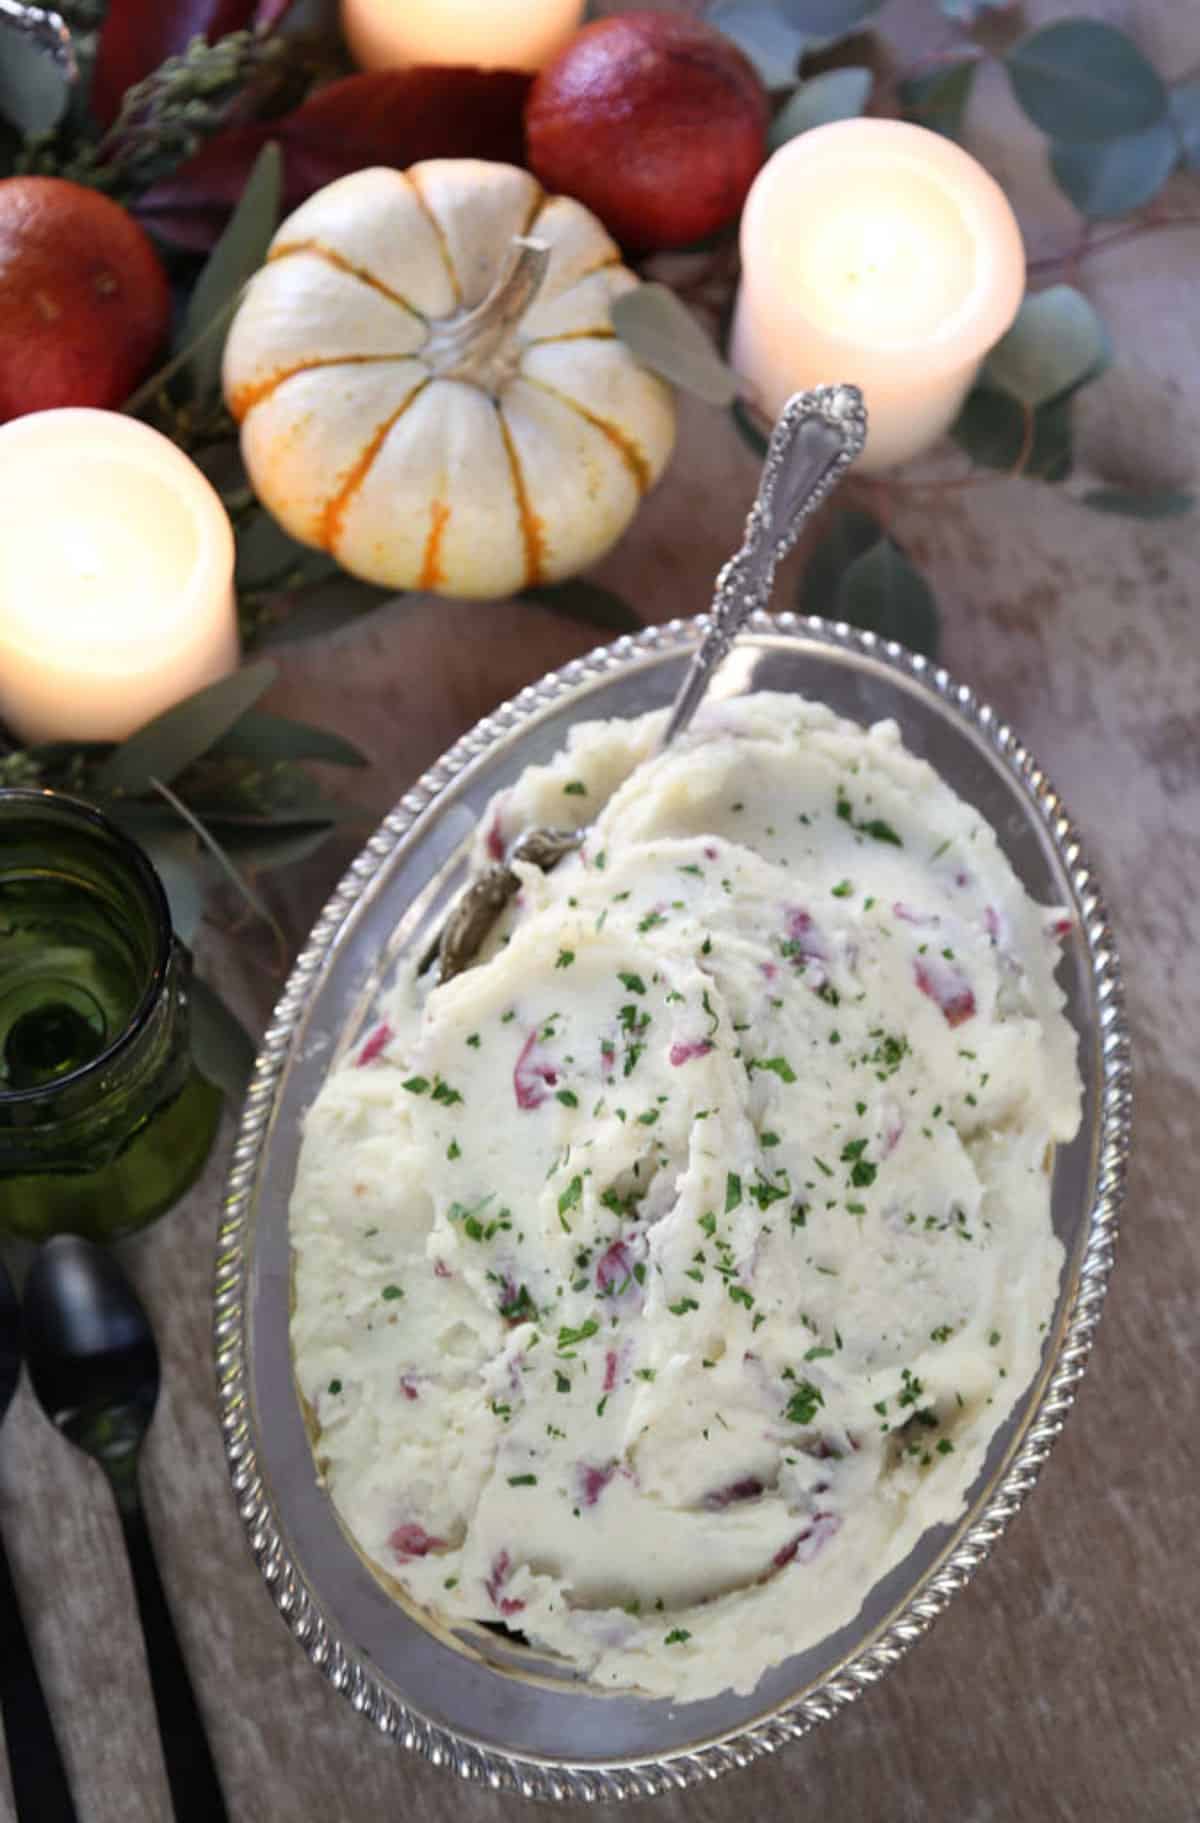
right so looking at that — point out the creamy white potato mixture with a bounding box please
[290,694,1081,1701]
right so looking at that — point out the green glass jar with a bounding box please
[0,789,223,1241]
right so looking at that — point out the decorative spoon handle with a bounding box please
[659,383,867,748]
[118,1498,230,1823]
[0,1528,78,1822]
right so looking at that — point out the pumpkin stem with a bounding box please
[424,236,550,391]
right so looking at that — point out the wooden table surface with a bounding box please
[2,2,1197,1818]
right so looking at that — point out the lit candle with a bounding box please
[0,409,238,744]
[731,119,1025,474]
[341,0,585,73]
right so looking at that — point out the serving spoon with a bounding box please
[432,382,868,982]
[0,1255,79,1822]
[22,1237,229,1823]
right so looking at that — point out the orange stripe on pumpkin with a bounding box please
[497,409,546,589]
[228,354,424,423]
[523,375,651,494]
[319,380,431,554]
[418,499,451,591]
[268,240,428,324]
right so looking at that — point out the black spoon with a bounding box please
[0,1255,79,1822]
[22,1237,229,1823]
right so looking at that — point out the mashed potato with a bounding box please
[290,693,1080,1701]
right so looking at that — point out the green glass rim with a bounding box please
[0,787,174,1107]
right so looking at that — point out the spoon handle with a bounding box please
[0,1527,79,1822]
[659,383,867,749]
[119,1501,229,1823]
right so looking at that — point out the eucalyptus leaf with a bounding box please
[188,975,256,1105]
[235,510,340,590]
[900,60,978,141]
[769,66,871,148]
[1005,21,1168,144]
[778,0,884,38]
[0,10,71,137]
[952,388,1073,482]
[1168,81,1200,170]
[198,800,369,829]
[94,661,278,796]
[938,0,1010,20]
[730,397,770,461]
[1081,488,1193,521]
[708,5,807,88]
[254,582,396,647]
[181,141,281,405]
[121,295,241,416]
[1050,123,1178,218]
[149,776,274,927]
[209,710,368,767]
[798,507,883,618]
[214,823,342,873]
[982,286,1110,409]
[137,828,205,945]
[523,580,642,634]
[612,285,739,407]
[836,538,940,658]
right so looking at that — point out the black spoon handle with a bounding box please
[0,1526,78,1823]
[118,1500,229,1823]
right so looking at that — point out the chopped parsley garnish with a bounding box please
[937,1438,955,1455]
[784,1380,824,1426]
[930,1325,954,1344]
[618,971,646,994]
[558,1174,583,1228]
[638,910,665,933]
[748,1055,797,1084]
[466,1033,481,1048]
[563,780,588,797]
[381,1284,404,1301]
[499,1283,538,1323]
[556,1089,579,1108]
[431,1076,463,1106]
[698,1211,717,1238]
[668,1297,699,1316]
[804,1346,834,1362]
[557,1318,599,1353]
[555,1371,571,1394]
[761,1131,781,1148]
[831,879,854,898]
[556,949,575,969]
[446,1139,461,1160]
[401,1076,430,1095]
[749,1171,788,1212]
[988,1329,1002,1346]
[327,1379,342,1395]
[725,1172,742,1212]
[837,787,903,846]
[508,1474,538,1486]
[635,1367,657,1382]
[664,1628,691,1645]
[728,1284,754,1309]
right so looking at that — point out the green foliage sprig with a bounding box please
[612,0,1198,655]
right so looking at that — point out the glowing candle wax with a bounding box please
[731,119,1025,473]
[341,0,585,74]
[0,409,238,743]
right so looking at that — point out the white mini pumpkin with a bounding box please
[222,160,676,599]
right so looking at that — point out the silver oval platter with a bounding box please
[215,614,1130,1802]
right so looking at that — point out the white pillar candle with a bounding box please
[341,0,585,73]
[731,119,1025,474]
[0,409,238,745]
